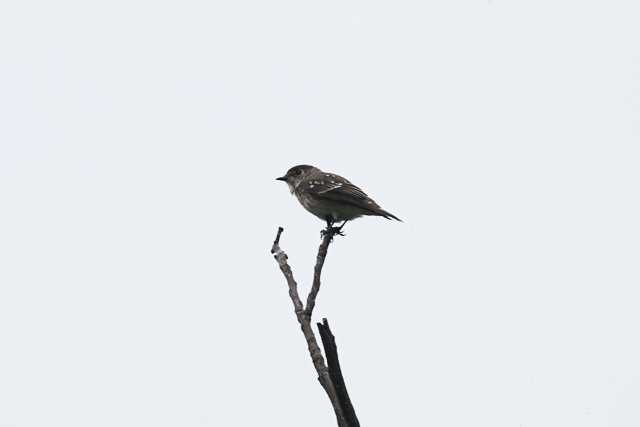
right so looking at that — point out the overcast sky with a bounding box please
[1,1,639,426]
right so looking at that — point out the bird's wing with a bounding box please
[301,173,382,212]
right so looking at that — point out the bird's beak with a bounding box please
[276,176,287,181]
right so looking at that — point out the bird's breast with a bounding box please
[296,192,314,210]
[294,192,356,221]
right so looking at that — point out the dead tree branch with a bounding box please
[318,318,360,427]
[271,226,359,427]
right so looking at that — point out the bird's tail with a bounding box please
[377,208,402,222]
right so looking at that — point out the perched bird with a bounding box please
[276,165,401,231]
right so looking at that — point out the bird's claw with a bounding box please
[330,227,346,237]
[320,226,346,239]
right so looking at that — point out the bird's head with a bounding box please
[276,165,319,193]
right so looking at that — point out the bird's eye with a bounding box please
[296,169,303,175]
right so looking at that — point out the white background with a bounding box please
[1,1,639,426]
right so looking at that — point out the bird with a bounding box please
[276,165,401,233]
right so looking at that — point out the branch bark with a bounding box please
[271,227,359,427]
[317,318,360,427]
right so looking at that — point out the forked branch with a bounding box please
[271,226,359,427]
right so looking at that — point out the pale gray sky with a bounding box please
[1,1,639,426]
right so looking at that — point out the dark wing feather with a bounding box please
[301,173,385,213]
[303,174,367,197]
[300,173,401,221]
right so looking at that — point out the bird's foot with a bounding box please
[328,227,346,236]
[320,227,345,240]
[320,220,348,239]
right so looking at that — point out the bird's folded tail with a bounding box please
[376,208,402,222]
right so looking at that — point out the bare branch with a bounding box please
[318,318,360,427]
[271,227,304,314]
[305,231,334,318]
[271,227,347,426]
